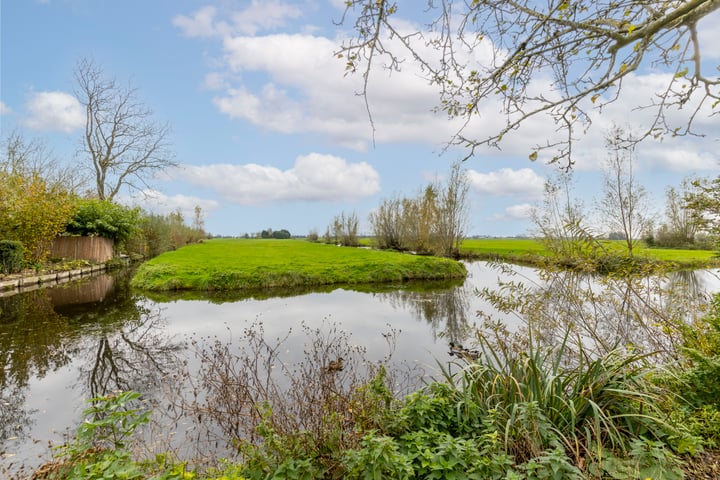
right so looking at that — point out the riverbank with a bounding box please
[0,261,111,297]
[459,238,720,270]
[131,238,467,291]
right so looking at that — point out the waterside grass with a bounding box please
[130,238,467,291]
[460,238,720,269]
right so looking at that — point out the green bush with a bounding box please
[0,239,24,274]
[66,199,139,246]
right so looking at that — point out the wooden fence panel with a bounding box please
[51,236,114,263]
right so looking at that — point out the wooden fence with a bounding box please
[51,236,114,263]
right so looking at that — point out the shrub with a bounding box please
[0,240,24,274]
[383,329,693,478]
[66,199,139,246]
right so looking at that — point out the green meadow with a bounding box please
[131,238,467,291]
[460,238,719,269]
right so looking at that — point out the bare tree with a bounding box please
[338,0,719,166]
[597,127,653,256]
[655,178,698,246]
[435,162,470,257]
[2,130,86,192]
[74,58,175,200]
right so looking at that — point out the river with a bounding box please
[1,261,718,476]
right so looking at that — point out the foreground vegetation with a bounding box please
[131,238,467,291]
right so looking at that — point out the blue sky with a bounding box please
[1,0,718,237]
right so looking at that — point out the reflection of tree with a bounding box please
[80,301,184,398]
[0,289,74,389]
[377,282,471,341]
[0,384,34,444]
[0,269,184,454]
[478,264,705,359]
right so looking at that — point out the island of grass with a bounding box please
[130,238,467,291]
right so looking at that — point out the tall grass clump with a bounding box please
[342,330,695,480]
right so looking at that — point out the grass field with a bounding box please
[131,238,467,291]
[460,238,719,268]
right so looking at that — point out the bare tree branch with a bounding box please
[338,0,719,167]
[74,58,176,200]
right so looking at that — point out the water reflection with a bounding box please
[2,262,719,476]
[0,270,185,477]
[475,264,720,359]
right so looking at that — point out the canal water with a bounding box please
[1,262,718,475]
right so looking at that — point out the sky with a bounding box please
[1,0,718,238]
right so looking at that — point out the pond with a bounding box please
[1,261,719,475]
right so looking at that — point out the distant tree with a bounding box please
[192,205,205,233]
[74,58,175,200]
[339,0,719,166]
[685,175,720,245]
[596,127,652,257]
[272,229,292,239]
[532,172,591,260]
[653,178,698,247]
[329,212,359,246]
[369,196,404,250]
[435,162,470,257]
[370,162,469,256]
[307,228,319,242]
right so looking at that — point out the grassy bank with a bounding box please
[460,238,720,269]
[130,238,467,291]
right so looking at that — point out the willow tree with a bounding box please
[338,0,719,166]
[74,58,175,200]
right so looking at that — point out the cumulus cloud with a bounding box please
[503,203,535,220]
[468,168,545,200]
[173,6,224,38]
[23,91,84,132]
[175,153,380,204]
[640,146,720,172]
[176,4,718,163]
[0,101,11,115]
[173,1,302,38]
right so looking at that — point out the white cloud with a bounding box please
[468,168,545,200]
[173,1,303,38]
[179,6,719,165]
[176,153,380,204]
[23,91,83,132]
[503,203,535,220]
[123,189,220,218]
[0,101,11,115]
[231,0,302,35]
[640,146,720,172]
[211,32,465,150]
[173,6,224,38]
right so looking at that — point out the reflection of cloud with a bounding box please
[468,168,545,200]
[175,153,381,204]
[23,91,84,132]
